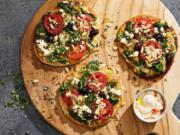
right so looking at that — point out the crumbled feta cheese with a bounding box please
[160,27,164,32]
[129,51,139,57]
[162,33,166,36]
[154,27,159,34]
[144,29,150,33]
[72,104,92,116]
[129,33,134,39]
[142,46,162,62]
[64,67,70,73]
[134,27,139,34]
[71,77,80,84]
[62,0,69,4]
[100,64,106,67]
[95,100,106,115]
[109,88,122,96]
[79,45,85,52]
[120,38,128,44]
[66,91,72,97]
[36,39,52,56]
[125,31,130,36]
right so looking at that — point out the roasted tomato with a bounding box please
[62,86,79,107]
[77,14,94,32]
[68,42,87,62]
[44,12,63,35]
[87,72,108,93]
[92,99,114,121]
[140,40,162,60]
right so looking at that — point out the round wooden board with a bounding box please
[21,0,180,135]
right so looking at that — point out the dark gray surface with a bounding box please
[0,0,179,135]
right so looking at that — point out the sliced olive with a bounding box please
[65,22,74,31]
[79,87,90,95]
[99,91,106,99]
[134,42,143,52]
[166,53,174,65]
[153,34,165,42]
[89,28,99,40]
[44,34,53,43]
[83,111,94,119]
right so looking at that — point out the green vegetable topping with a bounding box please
[154,21,169,29]
[48,56,68,64]
[123,49,132,58]
[117,32,125,40]
[60,81,74,95]
[125,21,133,32]
[78,71,90,91]
[35,23,46,38]
[86,60,100,72]
[68,31,81,44]
[57,2,77,15]
[107,81,116,91]
[153,62,163,73]
[108,93,119,105]
[85,93,95,107]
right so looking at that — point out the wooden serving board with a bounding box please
[21,0,180,134]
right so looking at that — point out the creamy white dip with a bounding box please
[135,91,164,120]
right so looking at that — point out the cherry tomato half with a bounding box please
[78,14,94,32]
[44,12,63,35]
[62,86,79,107]
[68,42,87,62]
[140,40,162,60]
[87,72,108,93]
[134,16,154,33]
[92,99,114,121]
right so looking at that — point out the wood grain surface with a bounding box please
[21,0,180,134]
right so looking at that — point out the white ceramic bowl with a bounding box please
[133,88,167,123]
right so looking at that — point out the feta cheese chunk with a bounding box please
[36,39,52,56]
[109,88,122,96]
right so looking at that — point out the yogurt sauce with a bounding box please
[135,91,165,120]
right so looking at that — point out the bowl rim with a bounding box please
[133,88,167,123]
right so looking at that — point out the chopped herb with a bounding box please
[78,71,90,91]
[35,23,46,38]
[4,72,29,111]
[4,90,29,110]
[60,81,73,95]
[123,49,132,58]
[153,63,163,73]
[68,31,81,44]
[57,2,77,15]
[154,21,169,29]
[85,93,95,107]
[48,56,68,64]
[54,47,66,55]
[108,93,119,105]
[117,32,125,40]
[107,81,116,91]
[125,21,133,32]
[86,60,100,72]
